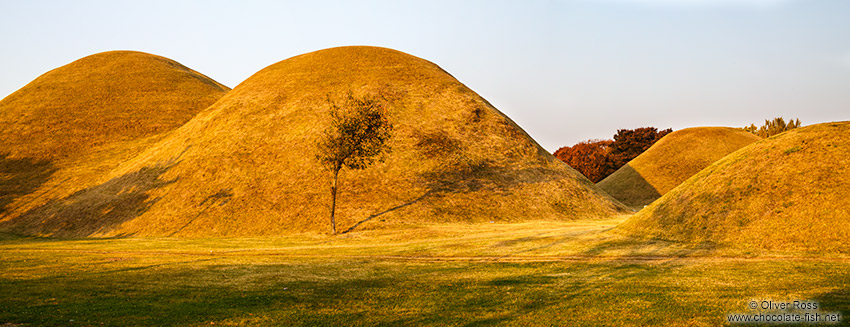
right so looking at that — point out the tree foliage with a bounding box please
[553,140,613,183]
[608,127,672,169]
[742,117,801,138]
[553,127,672,183]
[317,92,393,234]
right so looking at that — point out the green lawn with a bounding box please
[1,220,847,326]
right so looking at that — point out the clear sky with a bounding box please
[1,0,848,151]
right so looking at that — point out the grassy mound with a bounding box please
[0,51,229,161]
[0,46,627,237]
[618,122,850,253]
[0,51,229,222]
[597,127,760,209]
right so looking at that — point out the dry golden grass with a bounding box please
[1,46,627,237]
[0,50,229,161]
[618,122,850,253]
[0,51,229,229]
[598,127,761,209]
[1,220,848,325]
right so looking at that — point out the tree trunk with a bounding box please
[330,168,339,234]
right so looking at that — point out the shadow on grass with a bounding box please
[488,223,698,260]
[574,233,716,260]
[490,227,715,262]
[4,257,849,326]
[0,154,57,216]
[0,260,672,326]
[343,160,565,233]
[372,262,682,326]
[816,282,850,320]
[421,159,563,196]
[342,191,432,234]
[599,164,662,210]
[0,161,179,238]
[499,229,607,255]
[168,188,234,237]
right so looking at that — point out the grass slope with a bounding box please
[598,127,761,209]
[1,46,626,237]
[619,122,850,253]
[0,51,229,226]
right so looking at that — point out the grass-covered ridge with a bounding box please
[618,122,850,253]
[4,46,626,237]
[597,127,761,209]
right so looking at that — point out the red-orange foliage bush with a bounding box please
[554,127,672,182]
[553,140,614,183]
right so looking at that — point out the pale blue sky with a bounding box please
[1,0,848,151]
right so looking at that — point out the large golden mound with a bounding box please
[618,122,850,253]
[597,127,761,209]
[0,51,229,225]
[0,50,229,161]
[0,46,627,237]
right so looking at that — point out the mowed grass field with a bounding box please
[1,218,847,326]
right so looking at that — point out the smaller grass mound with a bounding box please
[0,51,229,222]
[0,50,229,162]
[618,122,850,253]
[598,127,761,209]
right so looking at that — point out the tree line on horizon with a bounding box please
[553,127,672,183]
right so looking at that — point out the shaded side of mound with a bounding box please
[618,122,850,253]
[597,127,761,209]
[0,51,229,220]
[0,46,627,237]
[0,50,230,161]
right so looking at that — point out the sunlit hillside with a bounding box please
[0,51,229,224]
[0,51,229,160]
[597,127,761,209]
[0,46,628,237]
[618,122,850,253]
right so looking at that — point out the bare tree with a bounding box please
[317,92,393,234]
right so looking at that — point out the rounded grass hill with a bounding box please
[597,127,761,209]
[618,122,850,253]
[0,51,230,161]
[0,51,229,223]
[0,46,628,237]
